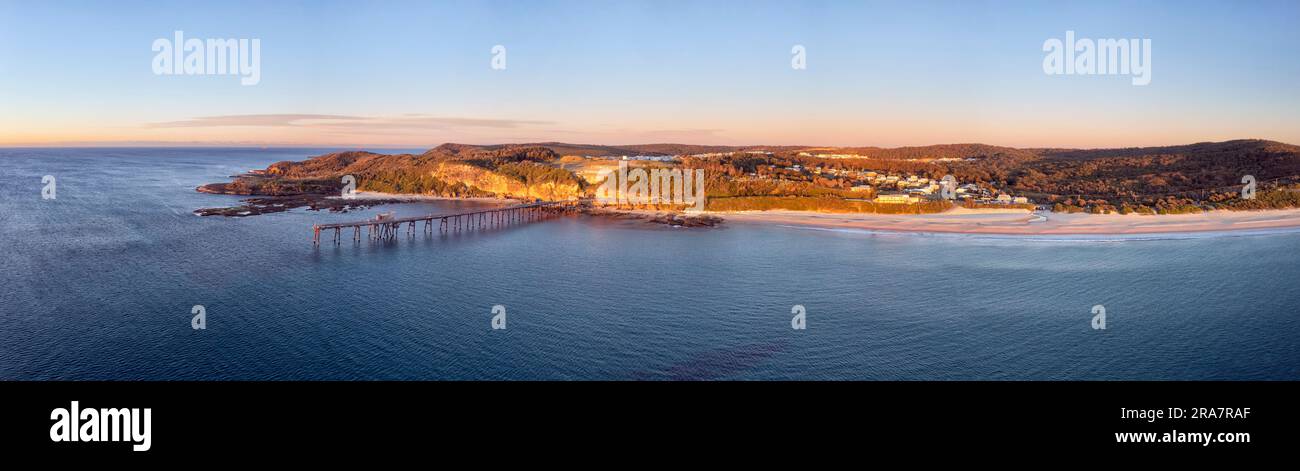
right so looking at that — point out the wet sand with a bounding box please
[715,207,1300,235]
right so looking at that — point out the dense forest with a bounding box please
[1011,140,1300,213]
[681,139,1300,214]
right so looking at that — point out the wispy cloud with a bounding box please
[145,114,553,130]
[145,114,362,128]
[12,114,738,148]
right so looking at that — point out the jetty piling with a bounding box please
[312,201,571,246]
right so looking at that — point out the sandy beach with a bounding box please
[343,192,1300,235]
[715,207,1300,236]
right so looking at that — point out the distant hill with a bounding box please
[450,142,650,157]
[1034,139,1300,160]
[803,143,1038,161]
[491,142,1033,159]
[438,142,804,157]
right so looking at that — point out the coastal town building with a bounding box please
[875,193,919,204]
[734,157,1035,206]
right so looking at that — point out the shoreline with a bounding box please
[340,191,522,204]
[194,190,523,217]
[712,207,1300,236]
[199,187,1300,236]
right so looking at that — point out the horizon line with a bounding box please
[0,137,1293,153]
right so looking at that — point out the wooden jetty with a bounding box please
[312,201,571,246]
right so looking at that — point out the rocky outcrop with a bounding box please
[426,162,584,201]
[195,145,590,216]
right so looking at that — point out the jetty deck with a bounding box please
[312,200,572,245]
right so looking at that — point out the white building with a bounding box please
[875,193,918,204]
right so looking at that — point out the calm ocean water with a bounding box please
[2,148,1298,380]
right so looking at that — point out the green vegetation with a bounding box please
[1222,188,1300,210]
[358,170,491,197]
[494,161,587,189]
[707,196,953,214]
[963,200,1036,211]
[684,139,1300,215]
[207,140,1300,216]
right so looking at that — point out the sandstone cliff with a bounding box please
[199,145,588,200]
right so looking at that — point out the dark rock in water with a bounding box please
[646,212,723,227]
[194,194,408,217]
[571,207,723,228]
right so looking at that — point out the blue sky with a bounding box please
[1,0,1297,147]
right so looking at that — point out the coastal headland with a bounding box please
[196,140,1300,235]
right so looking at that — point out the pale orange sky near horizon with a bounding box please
[3,1,1298,151]
[4,110,1297,150]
